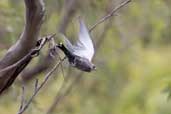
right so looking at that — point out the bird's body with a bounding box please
[57,18,95,72]
[57,43,95,72]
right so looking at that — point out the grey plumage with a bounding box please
[57,18,95,72]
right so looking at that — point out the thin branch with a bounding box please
[34,79,39,92]
[89,0,131,32]
[0,0,45,93]
[20,0,79,82]
[46,21,111,113]
[18,57,66,114]
[0,35,55,94]
[0,34,55,74]
[18,0,131,113]
[46,0,131,113]
[0,0,45,69]
[18,85,25,114]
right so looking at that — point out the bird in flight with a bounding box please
[57,18,95,72]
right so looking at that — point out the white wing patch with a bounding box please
[73,19,95,61]
[61,34,75,52]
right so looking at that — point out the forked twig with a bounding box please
[17,57,66,114]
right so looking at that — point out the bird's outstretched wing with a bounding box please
[73,18,95,61]
[59,33,75,52]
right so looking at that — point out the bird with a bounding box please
[57,18,96,72]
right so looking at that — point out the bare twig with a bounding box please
[0,0,45,69]
[89,0,131,32]
[0,34,55,74]
[20,0,79,82]
[17,0,131,113]
[34,79,39,92]
[18,85,25,114]
[46,21,110,113]
[46,0,131,113]
[18,57,66,114]
[0,0,45,93]
[46,22,111,113]
[0,35,54,94]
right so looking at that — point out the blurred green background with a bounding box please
[0,0,171,114]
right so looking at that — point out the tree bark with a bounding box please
[0,0,45,93]
[21,0,78,82]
